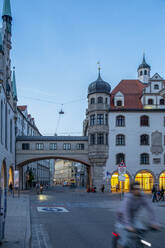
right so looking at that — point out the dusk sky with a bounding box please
[3,0,165,135]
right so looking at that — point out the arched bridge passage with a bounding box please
[16,156,91,169]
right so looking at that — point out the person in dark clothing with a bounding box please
[9,182,13,195]
[159,187,164,201]
[101,184,105,193]
[152,185,157,202]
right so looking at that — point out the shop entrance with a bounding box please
[135,171,153,191]
[159,172,165,189]
[111,172,130,192]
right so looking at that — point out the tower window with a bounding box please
[160,99,165,105]
[154,84,159,90]
[98,97,103,104]
[140,71,143,76]
[90,98,95,104]
[105,98,108,104]
[148,99,153,105]
[117,100,122,107]
[144,70,147,75]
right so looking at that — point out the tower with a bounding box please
[87,64,111,189]
[137,54,151,84]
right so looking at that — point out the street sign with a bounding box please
[119,175,125,181]
[118,162,127,175]
[37,207,69,213]
[14,170,19,188]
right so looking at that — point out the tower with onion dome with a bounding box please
[137,54,151,84]
[85,63,111,189]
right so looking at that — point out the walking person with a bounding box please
[152,185,157,202]
[159,187,164,201]
[101,184,105,193]
[9,182,13,196]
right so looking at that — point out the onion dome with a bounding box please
[138,54,150,70]
[88,68,111,95]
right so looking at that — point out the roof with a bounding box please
[110,80,146,109]
[138,54,150,70]
[2,0,12,18]
[16,136,88,142]
[17,105,27,111]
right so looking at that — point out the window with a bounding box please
[105,114,108,125]
[90,115,95,126]
[154,84,159,90]
[36,143,44,150]
[140,71,143,76]
[144,70,147,75]
[49,143,57,150]
[98,97,103,104]
[117,100,122,107]
[90,134,95,145]
[140,153,149,164]
[140,115,149,126]
[116,153,125,164]
[106,133,108,145]
[140,134,149,145]
[105,98,108,104]
[76,143,85,150]
[63,143,71,150]
[97,114,104,125]
[160,99,165,105]
[22,143,30,150]
[90,98,95,104]
[116,115,125,127]
[97,133,104,144]
[116,134,125,145]
[148,99,153,105]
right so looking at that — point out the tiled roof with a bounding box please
[110,80,146,109]
[17,105,27,111]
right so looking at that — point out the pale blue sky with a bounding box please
[2,0,165,135]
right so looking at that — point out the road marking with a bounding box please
[31,224,52,248]
[37,206,69,213]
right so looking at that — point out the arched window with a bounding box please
[148,99,153,105]
[140,115,149,126]
[116,134,125,145]
[90,98,95,104]
[154,84,159,90]
[140,71,143,76]
[160,99,165,105]
[116,115,125,127]
[140,153,149,164]
[98,97,103,104]
[144,70,147,75]
[140,134,149,145]
[116,153,125,164]
[117,100,122,107]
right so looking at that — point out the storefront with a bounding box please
[135,170,154,191]
[159,172,165,189]
[111,172,130,192]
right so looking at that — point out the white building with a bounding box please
[105,55,165,192]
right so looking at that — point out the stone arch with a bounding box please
[159,170,165,189]
[135,169,155,191]
[8,165,14,186]
[110,170,130,192]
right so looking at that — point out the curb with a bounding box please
[24,195,31,248]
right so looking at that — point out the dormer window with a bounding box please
[90,98,95,104]
[117,100,122,107]
[160,99,165,105]
[98,97,103,104]
[148,99,153,105]
[154,84,159,90]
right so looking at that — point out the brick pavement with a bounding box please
[1,194,31,248]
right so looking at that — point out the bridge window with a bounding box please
[63,143,71,150]
[97,133,104,145]
[90,115,95,126]
[36,143,44,150]
[90,134,95,145]
[97,114,104,125]
[76,143,85,150]
[22,143,30,150]
[49,143,57,150]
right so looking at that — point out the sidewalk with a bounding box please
[1,194,31,248]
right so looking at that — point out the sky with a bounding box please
[1,0,165,135]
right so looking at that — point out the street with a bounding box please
[30,187,165,248]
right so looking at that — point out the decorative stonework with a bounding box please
[150,131,163,154]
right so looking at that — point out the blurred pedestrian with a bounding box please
[101,184,105,193]
[152,185,157,202]
[9,182,13,195]
[159,187,164,201]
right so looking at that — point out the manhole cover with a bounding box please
[37,207,69,213]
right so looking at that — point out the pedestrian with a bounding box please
[9,182,13,195]
[101,184,105,193]
[159,187,164,201]
[36,182,40,194]
[152,185,157,202]
[116,184,119,192]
